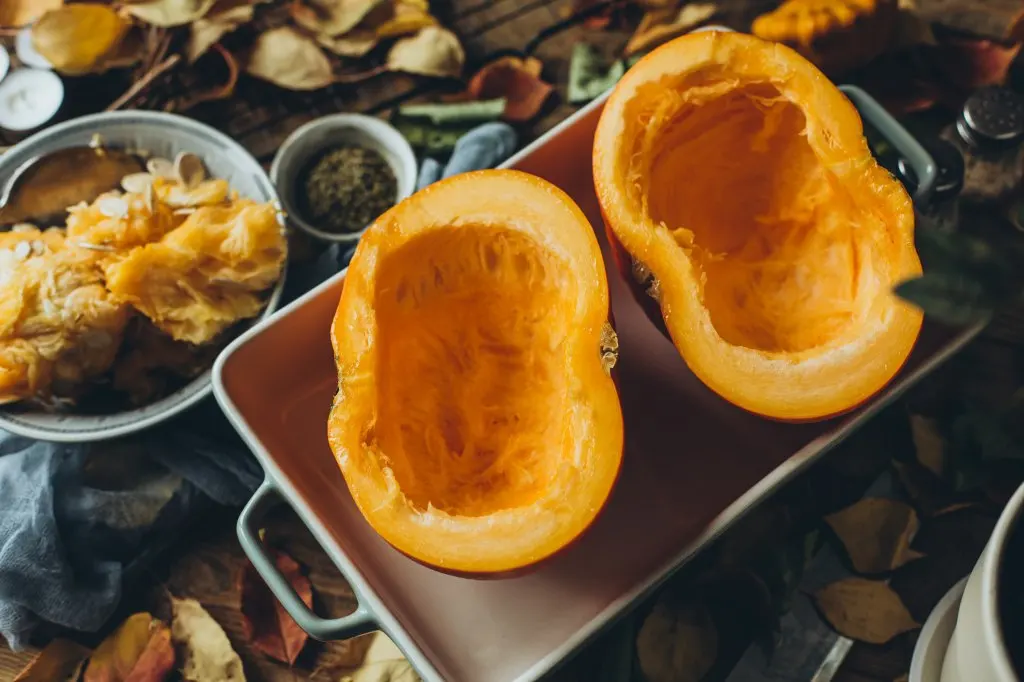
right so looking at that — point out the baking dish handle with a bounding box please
[237,480,378,641]
[839,84,937,206]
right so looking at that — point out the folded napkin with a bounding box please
[416,122,518,190]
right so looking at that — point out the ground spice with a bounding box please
[299,145,397,234]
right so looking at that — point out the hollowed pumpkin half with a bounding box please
[593,30,923,421]
[328,169,623,574]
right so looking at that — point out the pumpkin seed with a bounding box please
[11,223,36,233]
[174,151,206,189]
[122,172,154,194]
[97,196,129,218]
[30,240,45,256]
[13,241,31,260]
[146,157,175,178]
[71,241,116,252]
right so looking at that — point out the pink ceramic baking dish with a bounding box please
[213,86,981,682]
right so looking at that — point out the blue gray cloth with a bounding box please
[416,122,518,191]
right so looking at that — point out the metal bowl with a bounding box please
[0,110,287,442]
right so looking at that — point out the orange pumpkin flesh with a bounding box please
[329,169,623,574]
[593,31,923,422]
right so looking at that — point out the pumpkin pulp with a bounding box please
[594,31,923,421]
[329,169,623,574]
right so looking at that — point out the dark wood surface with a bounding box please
[1,0,1022,680]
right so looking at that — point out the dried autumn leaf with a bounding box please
[83,612,175,682]
[376,0,436,38]
[814,578,920,644]
[240,549,312,665]
[933,38,1021,90]
[31,4,129,75]
[318,30,379,57]
[13,639,91,682]
[387,26,464,79]
[187,0,257,63]
[177,44,240,111]
[350,632,419,682]
[125,0,219,27]
[636,595,717,682]
[467,57,553,122]
[910,414,945,477]
[0,0,62,29]
[624,3,718,57]
[246,27,334,90]
[825,498,925,573]
[291,0,387,37]
[171,596,246,682]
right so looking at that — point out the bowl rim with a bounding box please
[0,109,288,442]
[269,112,417,245]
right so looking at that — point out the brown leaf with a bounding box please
[636,594,717,682]
[125,0,219,27]
[376,1,436,38]
[240,549,312,665]
[932,502,979,516]
[910,414,945,477]
[177,44,239,111]
[30,4,130,75]
[317,30,379,57]
[387,26,464,78]
[170,596,246,682]
[291,0,386,37]
[467,57,553,123]
[825,498,925,574]
[187,0,256,63]
[814,578,920,644]
[246,26,334,90]
[624,3,718,57]
[83,613,174,682]
[0,0,63,29]
[13,639,91,682]
[933,38,1021,90]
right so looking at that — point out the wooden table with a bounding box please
[1,0,1021,680]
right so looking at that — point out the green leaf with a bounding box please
[894,273,999,325]
[568,43,625,105]
[393,120,469,155]
[397,98,507,125]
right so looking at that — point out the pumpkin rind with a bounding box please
[329,169,623,574]
[593,31,922,422]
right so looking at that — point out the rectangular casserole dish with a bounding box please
[214,85,980,682]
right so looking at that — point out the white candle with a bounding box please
[16,27,53,70]
[0,68,64,132]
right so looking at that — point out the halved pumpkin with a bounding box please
[328,169,623,574]
[593,30,923,421]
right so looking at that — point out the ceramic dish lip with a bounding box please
[270,113,417,245]
[910,577,968,682]
[0,109,287,443]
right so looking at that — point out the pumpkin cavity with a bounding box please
[373,226,573,517]
[624,78,889,354]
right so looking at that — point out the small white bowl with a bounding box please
[270,113,417,245]
[0,45,9,84]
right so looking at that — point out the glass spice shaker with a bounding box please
[939,85,1024,206]
[897,137,965,233]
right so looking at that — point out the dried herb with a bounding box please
[299,145,397,234]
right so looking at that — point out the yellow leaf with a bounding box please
[187,0,257,62]
[125,0,219,27]
[825,498,925,573]
[318,30,379,57]
[31,4,130,75]
[246,27,335,90]
[815,578,920,644]
[13,639,91,682]
[0,0,63,29]
[910,415,945,477]
[387,26,464,78]
[636,596,717,682]
[376,0,436,38]
[170,596,246,682]
[624,3,718,57]
[349,632,419,682]
[82,612,175,682]
[291,0,387,37]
